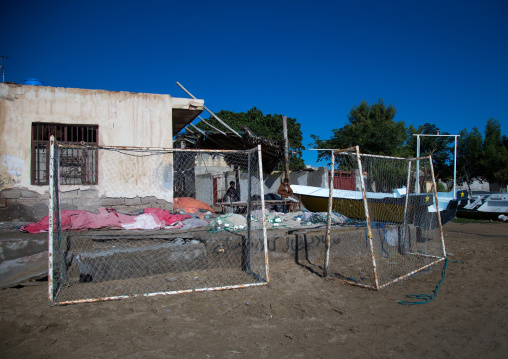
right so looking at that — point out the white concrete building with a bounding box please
[0,82,203,220]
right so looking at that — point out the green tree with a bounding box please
[457,118,508,187]
[197,107,306,170]
[480,118,508,185]
[457,127,483,184]
[311,99,407,163]
[404,123,454,182]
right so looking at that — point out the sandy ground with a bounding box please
[1,221,507,358]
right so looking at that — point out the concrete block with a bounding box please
[6,199,17,206]
[80,189,99,198]
[125,197,141,206]
[60,202,79,211]
[16,198,39,207]
[0,188,22,199]
[155,199,172,211]
[74,241,207,282]
[140,196,157,205]
[72,198,98,209]
[0,252,48,289]
[395,224,418,255]
[99,197,125,206]
[0,237,48,263]
[29,202,51,220]
[0,203,40,222]
[20,190,42,198]
[60,190,80,199]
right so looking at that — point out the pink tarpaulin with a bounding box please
[143,208,191,225]
[20,208,192,234]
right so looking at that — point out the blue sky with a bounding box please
[2,0,507,166]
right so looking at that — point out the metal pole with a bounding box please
[453,135,458,198]
[413,133,460,196]
[243,152,252,272]
[0,56,8,83]
[190,123,206,135]
[416,135,420,194]
[48,136,55,303]
[323,149,335,277]
[356,146,379,290]
[400,160,412,255]
[257,145,270,283]
[175,82,242,137]
[282,115,290,180]
[429,154,446,257]
[198,115,227,135]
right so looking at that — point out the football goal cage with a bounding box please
[322,146,446,290]
[48,136,269,305]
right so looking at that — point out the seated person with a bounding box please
[224,181,239,202]
[277,178,297,212]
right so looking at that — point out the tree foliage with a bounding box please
[311,100,508,187]
[457,127,483,183]
[311,99,407,163]
[457,118,508,186]
[197,107,306,170]
[480,118,508,185]
[405,123,455,181]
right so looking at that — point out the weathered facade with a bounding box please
[0,83,203,220]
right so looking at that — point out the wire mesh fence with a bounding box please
[323,146,446,290]
[48,137,268,305]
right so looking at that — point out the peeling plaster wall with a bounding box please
[0,83,175,191]
[0,83,176,218]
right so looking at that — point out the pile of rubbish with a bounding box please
[250,210,349,230]
[206,210,350,233]
[208,214,247,232]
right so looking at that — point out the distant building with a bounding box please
[456,179,507,193]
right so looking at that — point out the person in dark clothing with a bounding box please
[224,181,239,202]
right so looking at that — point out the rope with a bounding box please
[398,258,450,305]
[361,222,390,257]
[374,222,389,258]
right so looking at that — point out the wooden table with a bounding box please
[219,199,300,213]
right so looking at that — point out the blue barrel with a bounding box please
[24,78,44,86]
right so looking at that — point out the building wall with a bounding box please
[194,168,329,210]
[0,83,179,220]
[456,179,507,193]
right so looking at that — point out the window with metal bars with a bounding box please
[31,123,99,185]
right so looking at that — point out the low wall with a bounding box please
[0,187,172,222]
[1,222,421,289]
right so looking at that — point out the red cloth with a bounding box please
[19,207,190,234]
[143,208,191,225]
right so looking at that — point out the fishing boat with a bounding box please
[300,134,467,228]
[291,184,466,228]
[457,192,508,220]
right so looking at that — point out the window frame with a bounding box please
[31,123,99,186]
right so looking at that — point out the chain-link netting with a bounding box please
[323,147,445,290]
[48,140,268,305]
